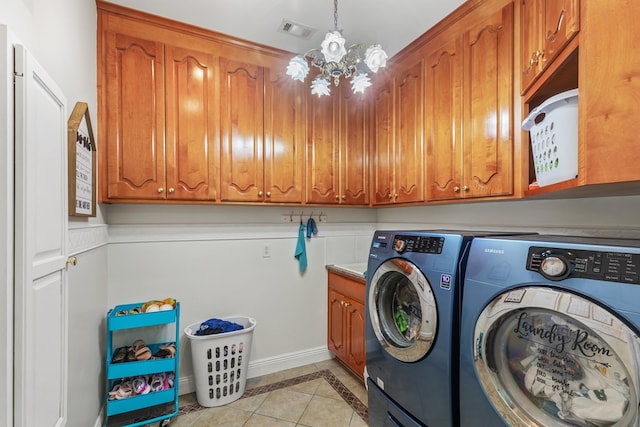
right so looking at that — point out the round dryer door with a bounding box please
[474,286,640,427]
[368,258,437,362]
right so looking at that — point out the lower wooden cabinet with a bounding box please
[327,270,365,380]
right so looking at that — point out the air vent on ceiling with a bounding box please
[278,19,316,40]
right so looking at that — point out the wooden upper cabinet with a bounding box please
[102,31,219,202]
[165,45,219,200]
[425,36,464,201]
[462,2,514,199]
[263,67,305,203]
[307,95,339,204]
[219,58,264,202]
[394,59,425,204]
[339,87,369,205]
[521,0,580,93]
[579,1,640,186]
[372,58,424,206]
[104,32,166,200]
[427,1,513,201]
[220,58,304,203]
[306,85,369,206]
[372,77,395,205]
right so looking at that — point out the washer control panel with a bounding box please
[527,246,640,284]
[393,235,444,254]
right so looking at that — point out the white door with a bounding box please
[13,44,68,427]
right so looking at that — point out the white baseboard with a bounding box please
[177,346,333,396]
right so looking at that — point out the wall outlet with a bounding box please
[281,215,293,223]
[262,244,271,258]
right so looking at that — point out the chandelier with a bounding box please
[286,0,388,97]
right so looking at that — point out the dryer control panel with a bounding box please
[393,235,444,254]
[527,246,640,284]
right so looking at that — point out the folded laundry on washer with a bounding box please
[195,318,244,336]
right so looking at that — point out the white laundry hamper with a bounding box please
[184,316,256,407]
[522,88,579,187]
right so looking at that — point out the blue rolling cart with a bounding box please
[104,302,180,427]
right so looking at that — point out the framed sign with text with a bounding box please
[67,102,97,217]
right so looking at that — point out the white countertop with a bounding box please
[327,263,368,280]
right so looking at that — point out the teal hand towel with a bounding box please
[294,223,307,272]
[306,217,318,238]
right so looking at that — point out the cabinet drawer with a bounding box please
[328,272,365,303]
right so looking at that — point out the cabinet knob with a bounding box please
[341,195,346,200]
[388,194,393,199]
[158,187,164,193]
[266,192,271,197]
[463,185,469,191]
[336,195,340,200]
[454,186,460,192]
[258,191,264,197]
[168,187,175,194]
[394,193,398,198]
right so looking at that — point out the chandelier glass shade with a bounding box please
[286,0,388,97]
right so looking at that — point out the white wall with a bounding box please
[376,195,640,238]
[104,195,640,397]
[106,204,376,394]
[1,1,106,427]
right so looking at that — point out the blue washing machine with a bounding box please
[460,235,640,427]
[366,230,512,427]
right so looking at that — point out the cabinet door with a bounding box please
[345,298,365,378]
[463,3,514,198]
[328,289,347,360]
[306,95,339,204]
[394,59,425,204]
[520,0,579,93]
[425,36,464,201]
[581,1,640,185]
[104,33,166,200]
[220,58,264,202]
[372,78,395,205]
[543,0,580,69]
[340,87,369,205]
[165,45,219,200]
[520,0,544,92]
[263,67,305,203]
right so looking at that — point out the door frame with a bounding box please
[0,24,16,427]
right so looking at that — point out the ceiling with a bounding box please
[104,0,467,59]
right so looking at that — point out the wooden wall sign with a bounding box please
[67,102,97,217]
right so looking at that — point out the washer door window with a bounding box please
[369,258,437,362]
[474,286,640,427]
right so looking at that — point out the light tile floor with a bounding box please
[172,359,368,427]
